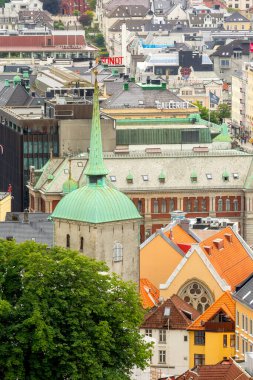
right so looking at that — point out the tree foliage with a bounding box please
[79,12,93,27]
[194,101,231,125]
[0,240,151,380]
[42,0,59,15]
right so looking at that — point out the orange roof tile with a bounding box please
[188,291,235,331]
[164,225,197,245]
[199,227,253,291]
[140,278,160,309]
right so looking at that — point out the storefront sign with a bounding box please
[156,101,190,109]
[101,56,123,65]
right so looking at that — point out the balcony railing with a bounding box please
[204,321,235,332]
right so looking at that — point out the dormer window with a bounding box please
[142,175,149,181]
[126,172,133,184]
[110,176,116,182]
[222,171,229,181]
[159,171,166,183]
[191,172,197,183]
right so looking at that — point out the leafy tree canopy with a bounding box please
[0,240,151,380]
[42,0,59,15]
[194,101,231,125]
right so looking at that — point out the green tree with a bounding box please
[42,0,59,15]
[0,240,151,380]
[217,103,231,122]
[87,0,96,10]
[79,12,93,27]
[95,33,105,48]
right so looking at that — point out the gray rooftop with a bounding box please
[233,274,253,310]
[0,212,53,246]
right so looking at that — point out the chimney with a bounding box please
[181,218,190,233]
[213,238,224,250]
[224,233,232,243]
[204,245,212,255]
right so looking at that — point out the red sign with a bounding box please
[250,43,253,52]
[101,56,123,65]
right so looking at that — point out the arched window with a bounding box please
[161,199,167,213]
[169,198,174,212]
[234,199,238,211]
[178,281,214,314]
[66,234,70,248]
[80,237,84,252]
[218,198,223,212]
[226,198,231,212]
[113,242,123,262]
[153,200,159,213]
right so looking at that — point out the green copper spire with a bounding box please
[84,71,109,178]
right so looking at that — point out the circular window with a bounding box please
[178,281,214,312]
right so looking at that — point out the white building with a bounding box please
[140,295,200,378]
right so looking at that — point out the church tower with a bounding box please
[51,74,141,283]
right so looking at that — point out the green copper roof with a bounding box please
[52,182,141,223]
[191,171,197,178]
[84,78,109,177]
[13,75,21,83]
[62,179,78,194]
[126,172,133,180]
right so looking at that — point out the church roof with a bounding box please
[51,73,141,224]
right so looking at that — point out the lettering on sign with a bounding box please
[156,101,190,109]
[101,56,123,65]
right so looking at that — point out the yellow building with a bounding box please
[224,12,251,31]
[0,192,11,221]
[188,292,236,367]
[233,274,253,360]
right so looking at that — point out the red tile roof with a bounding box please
[199,227,253,291]
[141,294,200,330]
[140,278,160,309]
[176,358,252,379]
[188,291,235,331]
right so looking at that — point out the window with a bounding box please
[137,200,142,213]
[233,173,239,179]
[220,59,230,68]
[234,199,239,211]
[161,199,167,213]
[179,281,213,313]
[250,319,253,335]
[194,199,198,212]
[110,176,116,182]
[184,336,188,342]
[194,331,205,345]
[66,234,70,248]
[236,334,239,351]
[159,350,166,364]
[206,173,212,180]
[159,329,166,343]
[218,198,223,212]
[242,314,245,330]
[142,175,149,181]
[80,237,84,252]
[186,199,191,212]
[246,316,248,332]
[230,334,235,347]
[236,311,240,327]
[113,242,123,262]
[202,199,207,211]
[145,329,152,337]
[169,199,175,212]
[223,334,227,347]
[233,51,242,59]
[226,199,231,212]
[194,354,205,366]
[154,200,159,213]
